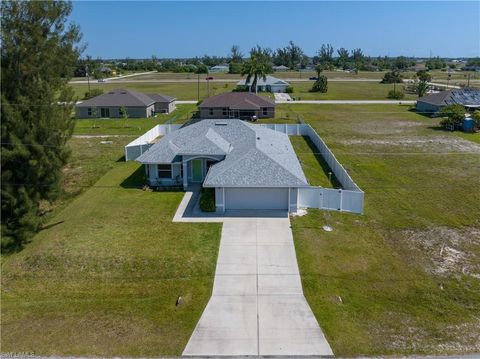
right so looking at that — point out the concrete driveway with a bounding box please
[182,217,333,357]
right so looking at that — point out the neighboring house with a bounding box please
[416,88,480,113]
[273,65,289,72]
[198,92,275,120]
[237,75,290,93]
[209,64,229,72]
[136,119,308,212]
[75,89,176,118]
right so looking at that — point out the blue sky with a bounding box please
[71,1,480,59]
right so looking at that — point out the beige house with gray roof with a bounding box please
[75,89,176,118]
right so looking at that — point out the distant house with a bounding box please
[237,75,290,93]
[209,64,229,72]
[75,89,176,118]
[198,92,275,120]
[273,65,289,72]
[416,88,480,113]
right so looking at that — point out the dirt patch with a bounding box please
[353,120,424,135]
[392,227,480,279]
[374,315,480,353]
[342,136,480,153]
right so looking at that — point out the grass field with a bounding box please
[71,81,234,100]
[71,81,415,101]
[2,103,479,356]
[73,104,196,135]
[287,81,416,100]
[1,161,222,356]
[290,104,480,356]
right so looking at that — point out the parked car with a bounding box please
[206,76,213,80]
[309,76,318,80]
[97,79,107,83]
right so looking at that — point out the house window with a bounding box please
[87,108,92,116]
[262,107,268,116]
[209,108,214,116]
[222,108,228,116]
[158,164,172,179]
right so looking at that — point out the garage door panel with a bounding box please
[225,188,288,210]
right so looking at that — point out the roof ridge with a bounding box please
[250,125,308,183]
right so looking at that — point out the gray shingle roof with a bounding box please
[136,119,308,188]
[147,93,176,103]
[198,92,275,109]
[418,88,480,107]
[237,75,289,86]
[76,89,174,107]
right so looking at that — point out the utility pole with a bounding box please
[86,65,91,92]
[197,72,200,102]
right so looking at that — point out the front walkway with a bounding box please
[181,214,333,356]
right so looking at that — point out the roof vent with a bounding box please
[215,121,228,126]
[256,137,260,140]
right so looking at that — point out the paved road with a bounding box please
[183,217,333,356]
[275,99,416,105]
[70,71,156,84]
[69,77,384,84]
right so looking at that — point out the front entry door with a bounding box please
[192,159,203,182]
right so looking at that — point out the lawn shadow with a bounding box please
[40,220,65,231]
[116,155,126,162]
[303,136,342,189]
[120,165,146,189]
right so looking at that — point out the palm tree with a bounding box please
[315,63,324,79]
[241,52,271,93]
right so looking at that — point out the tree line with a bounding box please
[75,42,477,78]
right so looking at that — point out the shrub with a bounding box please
[387,90,404,99]
[199,188,216,212]
[84,88,104,99]
[285,86,294,93]
[310,75,328,93]
[232,85,249,92]
[439,104,465,129]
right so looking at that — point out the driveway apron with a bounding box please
[182,217,333,356]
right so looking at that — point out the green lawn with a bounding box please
[1,161,222,357]
[73,104,196,135]
[2,103,480,356]
[287,81,417,100]
[290,136,339,188]
[71,82,234,100]
[290,104,480,356]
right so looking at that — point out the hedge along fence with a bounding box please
[258,123,364,214]
[124,124,182,161]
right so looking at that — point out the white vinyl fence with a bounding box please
[258,123,364,214]
[125,122,364,214]
[124,124,182,161]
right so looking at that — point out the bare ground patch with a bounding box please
[342,136,480,153]
[353,120,424,135]
[371,314,480,353]
[390,227,480,279]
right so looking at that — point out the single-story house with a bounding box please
[198,92,275,120]
[416,88,480,113]
[273,65,290,72]
[136,119,308,212]
[75,89,176,118]
[209,64,229,72]
[237,75,290,93]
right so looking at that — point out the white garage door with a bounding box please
[225,188,289,210]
